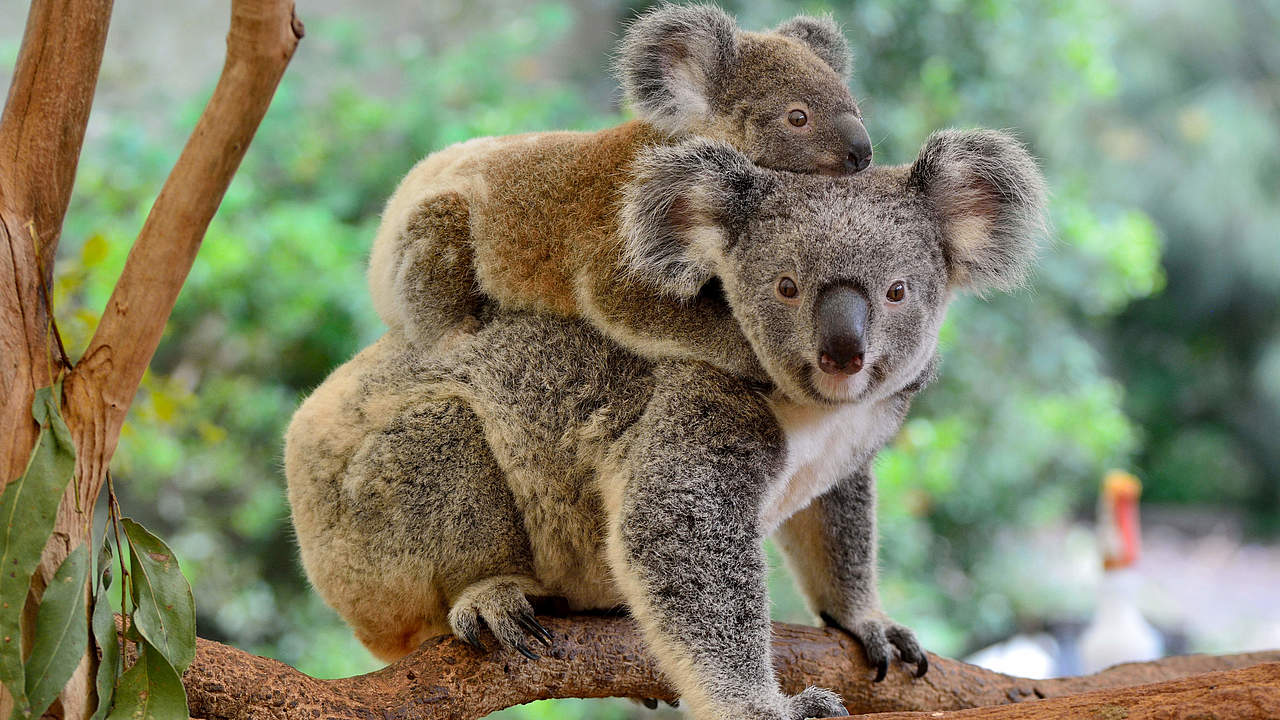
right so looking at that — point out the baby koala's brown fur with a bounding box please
[368,4,871,379]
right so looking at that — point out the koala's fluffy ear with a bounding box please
[616,3,739,135]
[775,15,852,79]
[620,139,775,299]
[908,129,1048,292]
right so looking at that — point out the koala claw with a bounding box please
[461,626,487,654]
[448,577,552,659]
[641,698,659,710]
[516,609,554,647]
[823,611,928,681]
[788,686,848,718]
[514,640,540,661]
[914,655,929,678]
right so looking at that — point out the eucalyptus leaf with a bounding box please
[121,520,195,673]
[90,543,119,720]
[22,544,89,719]
[0,384,78,717]
[105,642,188,720]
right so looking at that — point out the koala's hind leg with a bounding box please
[337,397,546,662]
[378,192,484,349]
[448,575,554,659]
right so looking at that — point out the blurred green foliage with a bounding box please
[7,0,1274,716]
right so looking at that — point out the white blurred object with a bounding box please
[1079,471,1164,673]
[965,633,1060,679]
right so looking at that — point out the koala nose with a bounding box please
[815,284,869,376]
[836,113,873,173]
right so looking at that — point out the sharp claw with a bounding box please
[667,699,679,708]
[875,658,888,683]
[642,698,659,710]
[915,655,929,678]
[518,610,554,647]
[462,628,486,654]
[515,641,539,661]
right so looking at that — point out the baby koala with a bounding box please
[367,3,872,379]
[288,129,1046,719]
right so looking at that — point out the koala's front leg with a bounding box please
[607,367,847,720]
[775,467,928,681]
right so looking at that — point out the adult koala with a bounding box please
[287,129,1046,720]
[367,4,870,380]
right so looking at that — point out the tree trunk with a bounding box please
[0,1,302,717]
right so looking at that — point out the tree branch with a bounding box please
[63,0,305,512]
[847,662,1280,719]
[180,615,1280,720]
[1,2,301,717]
[0,0,115,285]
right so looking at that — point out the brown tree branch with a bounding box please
[847,662,1280,719]
[180,615,1280,720]
[64,0,305,525]
[1,1,302,717]
[0,0,115,289]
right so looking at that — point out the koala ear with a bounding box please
[620,139,775,299]
[616,3,739,135]
[908,129,1048,292]
[775,15,852,79]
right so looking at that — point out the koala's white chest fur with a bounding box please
[760,397,898,534]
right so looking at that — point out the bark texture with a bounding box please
[180,615,1280,720]
[849,662,1280,719]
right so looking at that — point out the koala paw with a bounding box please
[448,577,553,660]
[786,686,848,719]
[822,611,928,682]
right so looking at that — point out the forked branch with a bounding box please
[63,0,305,509]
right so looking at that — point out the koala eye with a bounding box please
[776,275,800,302]
[886,281,907,303]
[787,109,808,127]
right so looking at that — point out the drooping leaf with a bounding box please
[121,520,195,673]
[23,544,90,719]
[105,641,187,720]
[0,384,78,717]
[91,543,120,720]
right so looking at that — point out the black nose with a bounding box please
[835,113,873,173]
[815,284,869,376]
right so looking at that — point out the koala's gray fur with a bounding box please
[771,15,851,80]
[288,129,1046,720]
[366,4,870,384]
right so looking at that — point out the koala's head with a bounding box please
[617,4,872,175]
[621,129,1048,406]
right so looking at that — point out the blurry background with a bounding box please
[2,0,1278,716]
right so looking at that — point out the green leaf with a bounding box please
[23,544,90,719]
[0,384,78,717]
[105,642,187,720]
[91,543,119,720]
[121,520,195,673]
